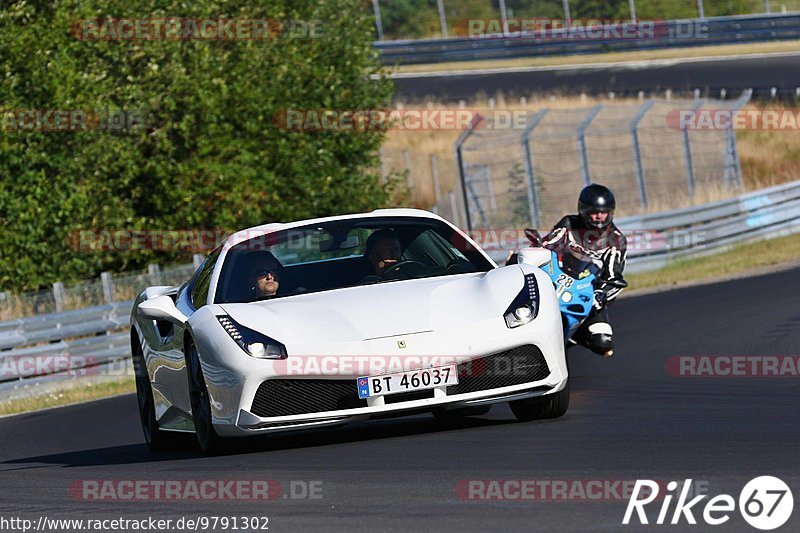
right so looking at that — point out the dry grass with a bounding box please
[625,232,800,292]
[384,95,800,219]
[392,39,800,74]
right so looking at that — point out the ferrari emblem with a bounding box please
[397,340,407,349]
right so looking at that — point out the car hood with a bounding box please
[218,267,525,344]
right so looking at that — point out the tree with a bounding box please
[0,0,394,291]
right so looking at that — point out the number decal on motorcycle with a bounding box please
[556,274,574,288]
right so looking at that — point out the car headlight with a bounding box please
[217,316,287,359]
[504,272,540,328]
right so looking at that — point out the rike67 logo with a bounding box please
[623,477,793,530]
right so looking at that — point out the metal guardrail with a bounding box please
[481,179,800,270]
[376,13,800,65]
[2,180,800,387]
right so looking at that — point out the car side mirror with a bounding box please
[138,295,188,326]
[516,247,552,268]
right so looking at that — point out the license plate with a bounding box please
[357,365,459,399]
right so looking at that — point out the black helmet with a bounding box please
[578,184,616,229]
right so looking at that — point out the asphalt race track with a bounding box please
[393,52,800,102]
[1,267,798,531]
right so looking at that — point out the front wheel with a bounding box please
[509,380,570,422]
[133,335,183,451]
[186,340,224,454]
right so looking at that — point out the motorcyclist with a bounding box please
[514,184,627,357]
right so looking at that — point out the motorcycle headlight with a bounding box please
[504,272,540,328]
[217,316,287,359]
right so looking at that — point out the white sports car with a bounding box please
[131,209,568,452]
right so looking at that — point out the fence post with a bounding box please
[148,264,162,286]
[379,147,388,184]
[725,89,753,189]
[577,104,603,186]
[193,254,205,270]
[402,149,413,189]
[630,100,656,209]
[696,0,705,19]
[430,154,442,212]
[765,0,771,13]
[629,0,637,22]
[521,108,550,228]
[448,190,460,227]
[53,282,65,313]
[372,0,384,40]
[683,99,704,198]
[436,0,448,37]
[101,272,113,303]
[562,0,572,27]
[454,113,484,231]
[499,0,510,35]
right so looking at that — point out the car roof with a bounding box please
[222,208,450,249]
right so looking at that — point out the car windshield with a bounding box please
[214,217,494,303]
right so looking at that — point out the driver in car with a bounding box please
[249,255,282,299]
[365,228,402,276]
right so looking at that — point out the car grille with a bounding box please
[446,344,550,395]
[250,345,549,418]
[250,379,366,418]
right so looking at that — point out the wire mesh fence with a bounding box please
[447,91,752,230]
[0,261,200,322]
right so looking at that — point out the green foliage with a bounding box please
[0,0,394,291]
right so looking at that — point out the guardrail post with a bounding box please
[193,254,205,270]
[430,154,442,213]
[53,282,65,313]
[630,100,655,209]
[683,99,704,198]
[148,264,162,286]
[454,113,484,231]
[521,109,549,228]
[101,272,113,303]
[371,0,384,41]
[577,104,603,186]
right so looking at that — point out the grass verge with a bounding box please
[392,40,800,74]
[0,377,135,417]
[625,233,800,293]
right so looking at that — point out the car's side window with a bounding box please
[191,248,221,309]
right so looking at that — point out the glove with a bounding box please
[593,289,607,310]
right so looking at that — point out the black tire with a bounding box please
[432,405,491,421]
[186,339,225,454]
[509,380,570,422]
[132,333,183,451]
